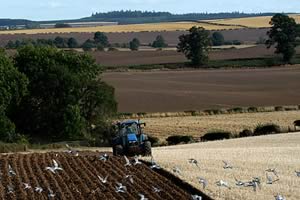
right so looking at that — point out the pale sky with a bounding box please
[1,0,300,21]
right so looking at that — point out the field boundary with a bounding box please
[118,105,300,119]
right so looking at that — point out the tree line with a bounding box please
[177,14,300,65]
[0,46,117,144]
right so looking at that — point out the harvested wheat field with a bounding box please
[205,14,300,28]
[103,66,300,112]
[0,151,210,199]
[145,132,300,200]
[142,111,300,139]
[0,22,241,35]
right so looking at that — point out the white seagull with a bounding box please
[23,183,32,190]
[152,186,162,193]
[222,160,233,169]
[99,154,109,161]
[191,194,202,200]
[150,156,161,169]
[188,159,199,168]
[124,156,131,167]
[7,185,14,194]
[133,156,142,165]
[275,194,286,200]
[98,175,108,184]
[138,193,148,200]
[65,144,79,156]
[8,164,16,176]
[48,188,55,198]
[115,182,127,193]
[216,180,231,189]
[45,159,63,174]
[125,175,134,184]
[295,171,300,177]
[198,177,208,189]
[35,186,43,193]
[266,173,279,184]
[172,166,182,175]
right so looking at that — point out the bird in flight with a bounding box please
[188,158,199,168]
[139,193,148,200]
[8,164,16,176]
[191,194,202,200]
[152,186,162,193]
[295,171,300,177]
[222,160,233,169]
[45,159,63,174]
[48,188,56,198]
[216,180,231,189]
[98,175,108,184]
[198,177,207,189]
[124,156,132,167]
[99,154,109,161]
[133,156,142,165]
[65,144,79,156]
[275,194,286,200]
[115,182,127,193]
[35,186,43,193]
[150,156,161,169]
[23,183,32,190]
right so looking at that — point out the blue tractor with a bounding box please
[112,120,152,156]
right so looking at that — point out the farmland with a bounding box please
[142,110,300,139]
[102,66,300,113]
[0,22,241,35]
[147,132,300,200]
[0,28,269,47]
[0,151,210,199]
[204,14,300,28]
[93,45,299,66]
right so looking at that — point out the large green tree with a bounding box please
[177,26,211,66]
[0,49,28,142]
[152,35,168,48]
[94,32,109,47]
[266,14,299,63]
[12,46,117,141]
[129,38,140,51]
[211,32,225,46]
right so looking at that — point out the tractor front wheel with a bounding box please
[113,145,124,156]
[144,141,152,156]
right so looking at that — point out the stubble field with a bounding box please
[147,132,300,200]
[142,111,300,139]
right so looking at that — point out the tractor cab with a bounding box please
[112,120,151,156]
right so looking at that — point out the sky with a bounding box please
[1,0,300,21]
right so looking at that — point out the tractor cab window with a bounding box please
[120,123,139,135]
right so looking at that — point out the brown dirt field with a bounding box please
[0,152,211,200]
[0,28,269,47]
[102,66,300,113]
[93,45,281,66]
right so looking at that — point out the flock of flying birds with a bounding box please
[171,158,300,200]
[2,144,300,200]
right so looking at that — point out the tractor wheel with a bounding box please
[113,145,124,156]
[144,141,152,156]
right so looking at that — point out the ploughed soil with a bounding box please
[102,66,300,112]
[0,152,211,200]
[93,45,284,66]
[0,28,269,47]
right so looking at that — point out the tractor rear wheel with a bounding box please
[113,145,124,156]
[144,141,152,156]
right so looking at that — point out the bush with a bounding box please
[148,136,160,147]
[166,135,193,145]
[248,107,258,112]
[275,106,284,111]
[228,107,244,113]
[253,123,281,136]
[239,129,253,137]
[201,131,232,141]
